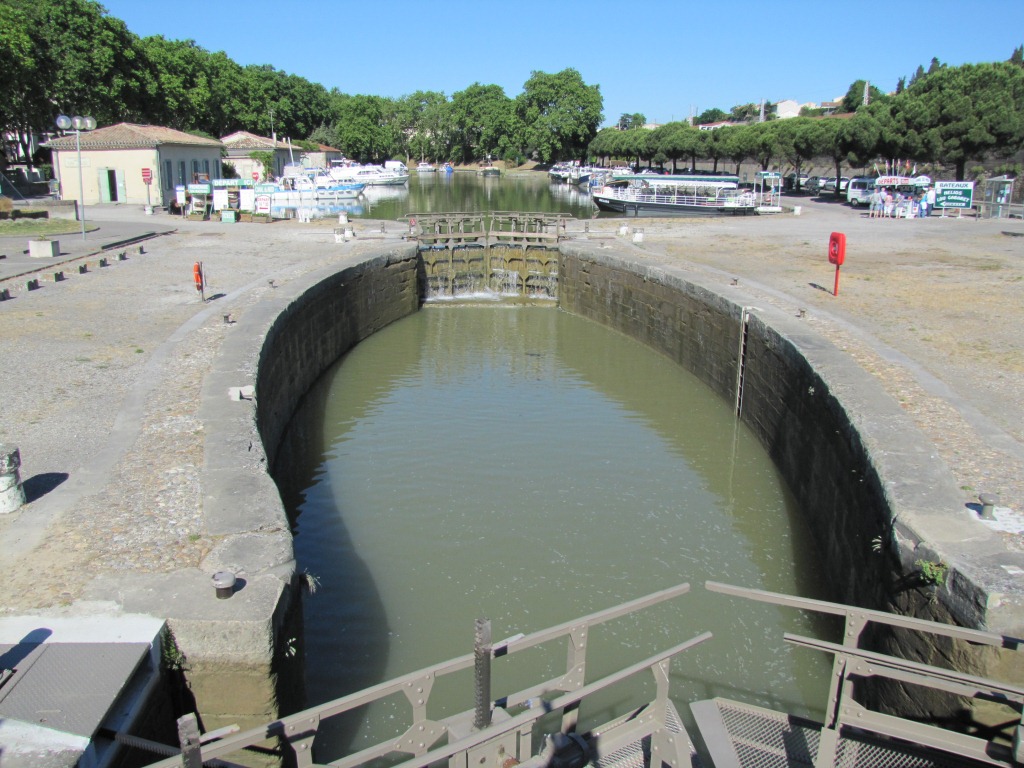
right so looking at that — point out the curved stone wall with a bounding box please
[215,240,1020,730]
[558,242,1024,714]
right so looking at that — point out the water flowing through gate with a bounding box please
[408,211,568,298]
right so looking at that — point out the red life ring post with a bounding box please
[193,261,205,302]
[828,232,846,296]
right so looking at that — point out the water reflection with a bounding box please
[270,172,599,221]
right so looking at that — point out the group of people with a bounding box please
[868,185,937,219]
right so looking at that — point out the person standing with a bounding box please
[926,185,937,217]
[918,190,929,218]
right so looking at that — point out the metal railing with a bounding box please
[706,581,1024,768]
[141,583,707,768]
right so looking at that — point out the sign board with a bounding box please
[239,188,256,211]
[175,186,187,206]
[252,171,260,181]
[212,189,229,211]
[142,168,153,184]
[934,180,974,209]
[255,194,272,214]
[188,183,212,194]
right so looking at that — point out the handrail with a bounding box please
[706,580,1023,649]
[142,583,696,768]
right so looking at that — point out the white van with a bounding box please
[847,177,875,206]
[384,160,408,173]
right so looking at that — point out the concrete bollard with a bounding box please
[632,228,644,243]
[26,279,39,291]
[53,271,64,282]
[79,264,88,274]
[0,444,27,514]
[98,257,108,267]
[0,288,10,301]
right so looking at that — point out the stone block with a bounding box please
[28,238,58,258]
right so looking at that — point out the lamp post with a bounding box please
[55,114,97,240]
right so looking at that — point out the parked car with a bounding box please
[804,176,823,193]
[847,177,876,206]
[821,177,850,195]
[785,172,810,191]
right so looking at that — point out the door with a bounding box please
[97,169,126,202]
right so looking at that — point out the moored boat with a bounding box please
[329,164,409,186]
[592,174,757,216]
[417,162,436,173]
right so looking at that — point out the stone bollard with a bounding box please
[0,445,27,514]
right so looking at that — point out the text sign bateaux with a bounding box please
[934,181,974,209]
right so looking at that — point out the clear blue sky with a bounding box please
[100,0,1024,127]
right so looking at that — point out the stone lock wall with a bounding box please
[558,242,1024,718]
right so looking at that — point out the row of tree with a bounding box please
[2,0,1022,177]
[0,0,603,167]
[593,61,1024,182]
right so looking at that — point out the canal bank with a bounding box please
[0,200,1022,761]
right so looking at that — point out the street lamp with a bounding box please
[55,114,97,240]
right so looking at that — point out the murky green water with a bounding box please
[275,304,833,761]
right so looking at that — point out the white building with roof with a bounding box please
[47,123,223,208]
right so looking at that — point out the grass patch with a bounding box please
[0,219,99,237]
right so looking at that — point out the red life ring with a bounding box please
[828,232,846,266]
[193,262,204,291]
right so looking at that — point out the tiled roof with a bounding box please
[47,123,223,150]
[221,131,291,150]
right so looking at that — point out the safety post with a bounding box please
[828,232,846,296]
[193,261,205,302]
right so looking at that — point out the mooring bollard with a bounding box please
[212,571,236,599]
[78,263,88,274]
[0,444,27,514]
[26,279,39,291]
[979,492,999,521]
[53,271,64,282]
[0,288,11,301]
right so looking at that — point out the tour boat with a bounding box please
[417,162,436,173]
[329,164,410,186]
[592,174,758,216]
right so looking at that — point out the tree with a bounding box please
[901,62,1024,179]
[449,83,517,163]
[694,108,728,126]
[515,68,603,163]
[840,80,886,113]
[730,103,761,123]
[1011,45,1024,67]
[249,151,274,181]
[616,113,645,130]
[909,65,925,87]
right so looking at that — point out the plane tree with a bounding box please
[516,68,603,163]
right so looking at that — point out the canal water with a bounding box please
[274,303,834,762]
[273,171,599,221]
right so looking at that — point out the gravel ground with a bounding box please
[0,197,1021,614]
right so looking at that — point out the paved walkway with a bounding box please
[0,198,1020,615]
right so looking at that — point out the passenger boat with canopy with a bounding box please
[592,173,758,216]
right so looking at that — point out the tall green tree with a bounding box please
[515,68,603,163]
[616,112,646,130]
[901,62,1024,179]
[840,79,886,112]
[694,108,728,125]
[449,83,518,163]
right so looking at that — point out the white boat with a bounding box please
[268,172,364,201]
[592,174,758,216]
[329,164,409,186]
[416,162,436,173]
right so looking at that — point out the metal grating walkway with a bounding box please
[594,700,702,768]
[691,698,999,768]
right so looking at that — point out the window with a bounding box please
[164,160,172,190]
[178,161,186,186]
[203,159,210,176]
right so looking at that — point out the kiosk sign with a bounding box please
[934,181,974,209]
